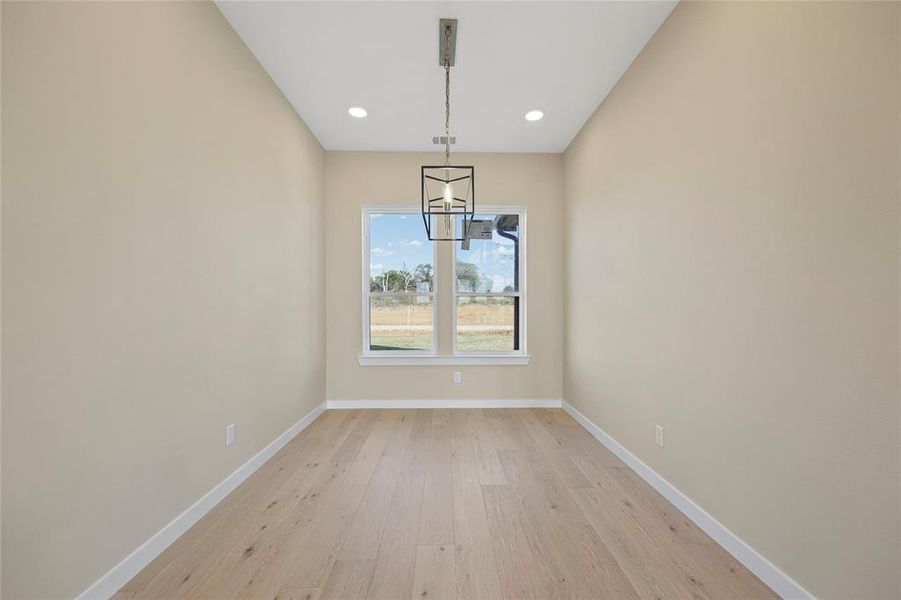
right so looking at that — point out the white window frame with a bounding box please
[452,205,527,356]
[361,206,438,357]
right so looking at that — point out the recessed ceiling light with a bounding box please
[348,106,368,118]
[524,109,544,122]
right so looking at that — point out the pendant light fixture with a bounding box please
[421,18,475,242]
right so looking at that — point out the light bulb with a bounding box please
[443,183,454,212]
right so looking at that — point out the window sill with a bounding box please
[357,355,531,366]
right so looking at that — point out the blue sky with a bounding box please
[369,214,433,275]
[370,213,517,292]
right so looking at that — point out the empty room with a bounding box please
[2,1,899,599]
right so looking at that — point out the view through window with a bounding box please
[455,213,522,352]
[366,212,435,351]
[364,208,524,355]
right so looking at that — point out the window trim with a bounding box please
[452,205,527,356]
[358,354,530,366]
[361,206,438,357]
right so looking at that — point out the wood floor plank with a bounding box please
[365,470,427,599]
[410,544,456,600]
[333,410,380,462]
[668,541,780,600]
[338,463,400,561]
[250,456,378,593]
[382,410,418,455]
[345,411,399,485]
[245,485,365,596]
[472,409,508,485]
[535,408,626,467]
[276,588,322,600]
[518,409,593,489]
[498,447,586,526]
[569,482,715,600]
[339,417,411,560]
[116,409,778,600]
[212,414,377,598]
[194,460,354,598]
[418,410,455,545]
[497,449,640,599]
[232,415,397,597]
[484,408,522,449]
[449,410,503,600]
[481,483,558,599]
[320,560,376,600]
[573,454,714,554]
[400,409,433,474]
[556,520,644,599]
[605,465,714,546]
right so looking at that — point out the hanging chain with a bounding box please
[444,24,451,167]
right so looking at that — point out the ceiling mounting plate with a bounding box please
[438,18,457,67]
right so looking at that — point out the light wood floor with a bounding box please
[115,409,778,600]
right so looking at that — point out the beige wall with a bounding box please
[564,2,900,599]
[325,152,563,401]
[1,2,325,598]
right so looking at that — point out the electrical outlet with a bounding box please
[226,424,236,447]
[453,371,462,384]
[655,425,664,448]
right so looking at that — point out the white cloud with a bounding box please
[399,215,408,219]
[406,240,423,247]
[497,245,514,256]
[370,263,384,273]
[371,247,394,256]
[491,274,513,291]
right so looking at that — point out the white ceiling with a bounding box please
[216,1,676,153]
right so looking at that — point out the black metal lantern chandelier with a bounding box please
[422,19,474,242]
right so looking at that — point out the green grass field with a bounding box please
[369,300,515,352]
[371,333,513,351]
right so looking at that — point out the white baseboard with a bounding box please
[326,398,562,409]
[77,401,327,600]
[561,401,814,600]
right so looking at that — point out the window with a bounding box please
[361,206,526,364]
[454,210,524,354]
[363,209,436,353]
